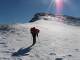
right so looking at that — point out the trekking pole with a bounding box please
[37,36,40,43]
[37,35,41,47]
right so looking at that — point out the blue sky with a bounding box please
[0,0,80,24]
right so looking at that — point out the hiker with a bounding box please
[30,27,40,46]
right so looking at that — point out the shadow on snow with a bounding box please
[12,45,32,56]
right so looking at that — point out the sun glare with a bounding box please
[55,0,64,15]
[48,0,70,15]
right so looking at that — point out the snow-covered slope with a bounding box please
[0,15,80,60]
[30,13,80,26]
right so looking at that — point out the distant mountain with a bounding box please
[29,12,80,26]
[0,12,80,31]
[29,13,55,22]
[0,24,13,31]
[63,15,80,26]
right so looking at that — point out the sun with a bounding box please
[55,0,64,15]
[48,0,70,15]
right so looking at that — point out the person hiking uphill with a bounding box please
[30,27,40,46]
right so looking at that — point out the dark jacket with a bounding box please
[30,27,40,37]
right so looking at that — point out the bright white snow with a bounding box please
[0,16,80,60]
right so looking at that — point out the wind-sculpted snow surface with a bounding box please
[0,16,80,60]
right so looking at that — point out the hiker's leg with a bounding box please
[37,33,38,37]
[32,35,36,46]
